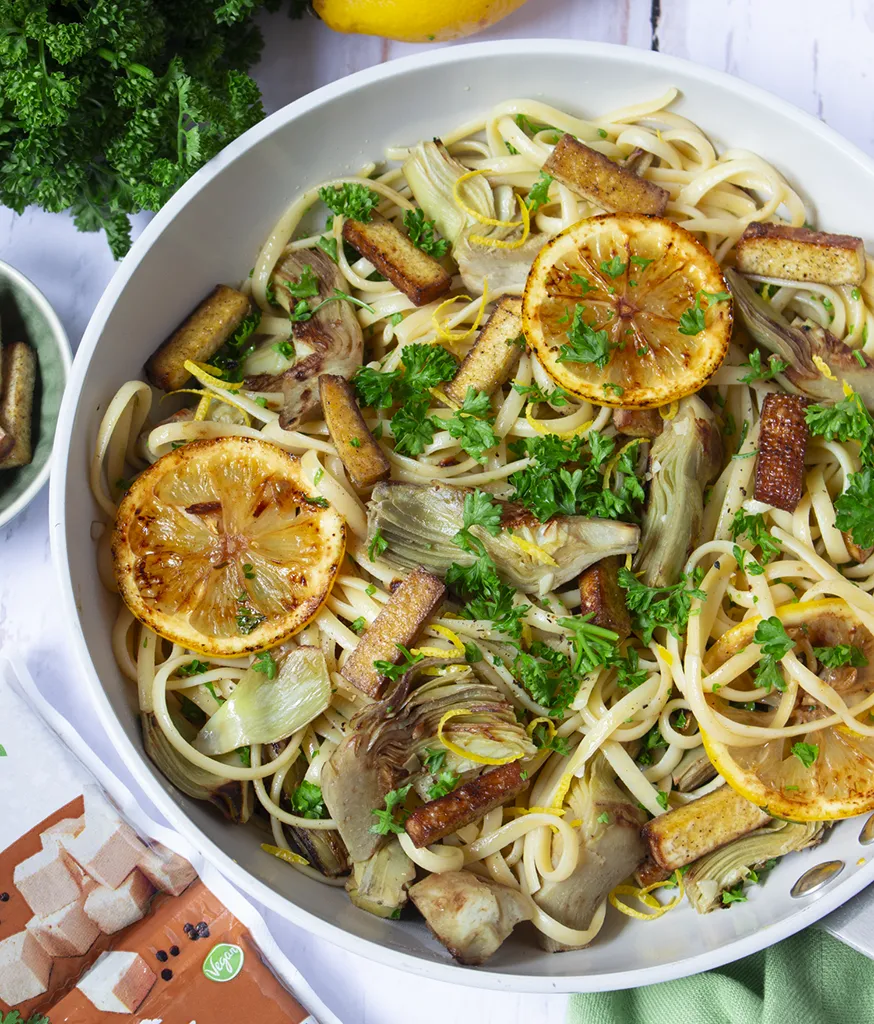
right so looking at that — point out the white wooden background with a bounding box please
[2,1,874,1021]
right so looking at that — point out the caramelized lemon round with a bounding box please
[523,214,732,408]
[112,436,345,656]
[701,599,874,821]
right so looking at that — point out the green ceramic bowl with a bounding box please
[0,261,71,528]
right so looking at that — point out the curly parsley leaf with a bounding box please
[318,183,380,222]
[558,306,612,368]
[288,781,326,819]
[618,569,705,645]
[531,721,570,755]
[427,770,460,800]
[806,390,874,466]
[678,306,706,336]
[526,171,553,213]
[835,468,874,548]
[368,528,388,562]
[403,208,450,258]
[738,348,789,384]
[369,784,412,835]
[252,651,277,679]
[285,264,320,299]
[752,616,794,693]
[373,644,424,683]
[729,510,783,564]
[813,644,868,668]
[791,742,819,768]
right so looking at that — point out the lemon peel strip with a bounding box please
[812,354,837,382]
[509,534,558,566]
[471,194,531,250]
[453,169,522,228]
[609,871,685,921]
[432,281,490,343]
[184,359,244,392]
[437,708,522,766]
[261,843,309,867]
[659,400,679,421]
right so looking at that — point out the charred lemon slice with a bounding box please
[701,599,874,821]
[113,436,345,656]
[523,214,732,408]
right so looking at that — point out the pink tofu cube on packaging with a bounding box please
[27,897,100,957]
[84,869,155,934]
[0,931,52,1005]
[41,816,86,851]
[77,950,156,1014]
[14,844,82,917]
[62,815,148,890]
[137,843,197,896]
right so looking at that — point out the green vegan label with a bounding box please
[202,942,244,982]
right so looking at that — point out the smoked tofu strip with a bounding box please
[543,134,669,216]
[342,214,452,307]
[612,407,663,438]
[0,341,36,469]
[443,297,523,406]
[642,785,771,871]
[341,567,445,698]
[754,392,810,512]
[145,285,251,392]
[405,762,527,848]
[736,223,866,286]
[578,556,631,638]
[320,373,390,489]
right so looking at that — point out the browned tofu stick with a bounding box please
[754,392,810,512]
[543,134,669,216]
[341,566,446,698]
[642,785,771,871]
[145,284,252,392]
[443,297,523,406]
[578,556,631,638]
[0,341,36,469]
[612,407,663,438]
[343,214,452,307]
[405,762,527,848]
[634,857,673,888]
[736,222,866,286]
[320,373,390,490]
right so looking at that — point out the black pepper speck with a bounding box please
[156,950,168,962]
[170,945,180,957]
[196,922,210,937]
[183,922,193,933]
[161,969,173,981]
[0,893,8,902]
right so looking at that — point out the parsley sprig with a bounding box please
[403,208,449,257]
[369,785,412,835]
[752,616,794,693]
[558,305,612,368]
[618,568,705,645]
[318,183,380,222]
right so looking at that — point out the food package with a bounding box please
[0,660,340,1024]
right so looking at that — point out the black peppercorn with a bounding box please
[0,893,8,902]
[196,921,210,937]
[170,945,180,957]
[161,968,173,981]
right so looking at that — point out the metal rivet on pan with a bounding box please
[859,813,874,846]
[790,860,844,898]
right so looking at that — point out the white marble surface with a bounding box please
[3,1,874,1020]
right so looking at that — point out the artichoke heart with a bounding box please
[321,658,535,863]
[685,819,826,914]
[635,396,721,588]
[368,481,639,593]
[194,647,330,756]
[403,140,495,247]
[346,839,416,919]
[533,754,646,951]
[726,268,874,405]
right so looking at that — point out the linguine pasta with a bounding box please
[90,91,874,955]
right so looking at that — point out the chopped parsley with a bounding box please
[442,387,499,462]
[289,780,327,819]
[600,255,626,278]
[791,742,819,768]
[403,208,450,258]
[752,616,794,693]
[350,616,367,634]
[738,349,789,384]
[421,748,447,773]
[630,255,654,269]
[177,659,210,677]
[289,287,375,323]
[722,887,748,905]
[558,305,612,369]
[235,595,266,636]
[678,306,706,336]
[368,529,388,562]
[526,171,553,213]
[273,340,295,360]
[612,648,649,690]
[813,644,868,668]
[427,770,460,800]
[558,615,620,675]
[656,790,670,811]
[530,721,571,755]
[210,308,263,382]
[373,644,424,683]
[252,651,277,679]
[318,183,380,222]
[242,563,256,579]
[618,568,705,645]
[464,641,483,663]
[730,510,782,564]
[369,784,412,835]
[511,381,570,406]
[285,264,319,299]
[597,811,611,823]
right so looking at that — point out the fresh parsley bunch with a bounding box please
[0,0,298,257]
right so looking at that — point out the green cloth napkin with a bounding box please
[568,928,873,1024]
